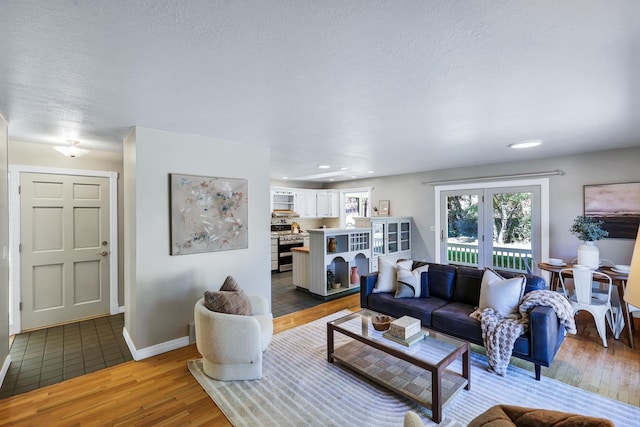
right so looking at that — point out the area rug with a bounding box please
[188,310,639,427]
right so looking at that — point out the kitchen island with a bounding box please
[305,228,372,299]
[292,247,310,290]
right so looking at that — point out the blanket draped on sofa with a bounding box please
[472,290,576,376]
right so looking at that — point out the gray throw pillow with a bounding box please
[204,275,252,315]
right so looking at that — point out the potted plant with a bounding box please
[569,215,608,269]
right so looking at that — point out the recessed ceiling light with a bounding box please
[328,178,335,181]
[340,167,348,171]
[351,175,357,179]
[367,170,374,174]
[281,177,288,180]
[509,140,543,149]
[318,164,331,169]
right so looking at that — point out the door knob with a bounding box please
[98,251,109,256]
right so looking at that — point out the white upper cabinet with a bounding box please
[294,190,317,218]
[280,188,340,218]
[316,190,339,217]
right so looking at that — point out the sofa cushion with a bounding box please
[477,269,526,318]
[452,267,484,306]
[432,302,483,344]
[427,263,456,300]
[432,302,530,355]
[367,293,449,326]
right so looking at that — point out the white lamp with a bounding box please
[54,140,89,158]
[623,227,640,330]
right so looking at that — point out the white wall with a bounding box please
[0,115,9,383]
[331,147,640,265]
[124,127,271,352]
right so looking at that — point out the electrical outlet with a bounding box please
[429,226,436,232]
[189,322,196,344]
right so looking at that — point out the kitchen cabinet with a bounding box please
[271,189,295,212]
[307,228,371,298]
[370,216,412,271]
[293,190,317,218]
[315,190,339,217]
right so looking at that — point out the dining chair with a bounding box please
[622,280,639,349]
[559,268,617,347]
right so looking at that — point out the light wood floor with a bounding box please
[0,294,638,426]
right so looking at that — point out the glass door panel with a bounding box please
[372,222,385,257]
[487,187,539,273]
[400,221,410,251]
[443,193,481,267]
[387,222,398,254]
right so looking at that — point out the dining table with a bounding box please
[538,262,633,348]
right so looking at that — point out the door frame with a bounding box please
[434,178,549,267]
[8,165,119,335]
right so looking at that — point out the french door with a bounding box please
[439,185,542,273]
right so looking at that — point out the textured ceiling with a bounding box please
[1,1,640,182]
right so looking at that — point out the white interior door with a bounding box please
[20,172,111,330]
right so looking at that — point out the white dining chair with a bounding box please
[559,268,617,347]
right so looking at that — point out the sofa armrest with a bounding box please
[360,272,379,309]
[248,295,269,315]
[528,306,564,365]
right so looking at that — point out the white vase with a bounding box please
[577,241,599,269]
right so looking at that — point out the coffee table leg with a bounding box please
[327,323,334,363]
[463,344,470,390]
[433,372,442,423]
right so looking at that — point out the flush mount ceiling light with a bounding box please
[509,140,543,149]
[318,164,331,169]
[54,140,89,157]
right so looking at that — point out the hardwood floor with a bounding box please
[0,294,638,426]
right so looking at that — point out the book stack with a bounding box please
[383,316,428,346]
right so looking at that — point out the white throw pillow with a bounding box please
[478,269,526,318]
[373,257,396,293]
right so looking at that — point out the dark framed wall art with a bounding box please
[170,173,248,255]
[584,182,640,239]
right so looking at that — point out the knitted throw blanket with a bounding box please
[471,290,576,376]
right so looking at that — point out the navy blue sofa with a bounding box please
[360,261,566,380]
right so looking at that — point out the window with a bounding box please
[339,188,372,228]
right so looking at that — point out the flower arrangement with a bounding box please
[569,215,608,241]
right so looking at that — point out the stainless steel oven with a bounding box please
[271,223,305,272]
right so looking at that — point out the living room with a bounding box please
[2,1,640,425]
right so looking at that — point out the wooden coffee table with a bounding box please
[327,309,470,423]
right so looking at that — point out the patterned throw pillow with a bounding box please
[204,275,252,315]
[394,264,429,298]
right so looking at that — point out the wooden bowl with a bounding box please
[371,315,392,331]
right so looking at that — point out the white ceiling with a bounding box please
[2,1,640,182]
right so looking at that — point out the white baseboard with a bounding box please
[122,327,189,361]
[1,355,11,388]
[118,305,125,314]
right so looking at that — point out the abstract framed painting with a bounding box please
[584,182,640,239]
[170,174,248,255]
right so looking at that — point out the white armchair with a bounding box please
[194,295,273,380]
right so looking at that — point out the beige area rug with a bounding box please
[189,310,639,427]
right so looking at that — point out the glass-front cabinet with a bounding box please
[369,217,412,271]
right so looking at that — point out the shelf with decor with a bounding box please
[307,228,372,298]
